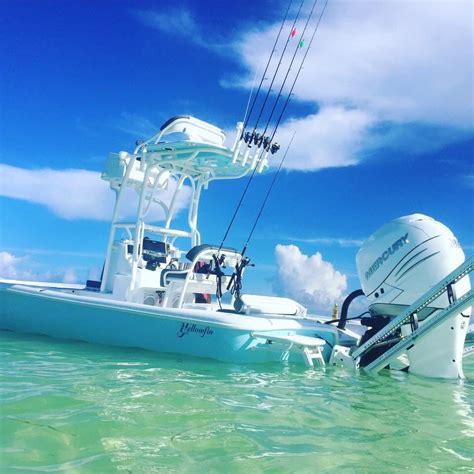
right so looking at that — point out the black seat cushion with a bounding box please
[160,269,189,287]
[185,244,239,262]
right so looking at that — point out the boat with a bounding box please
[1,115,472,378]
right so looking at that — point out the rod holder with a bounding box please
[231,122,244,152]
[257,151,270,173]
[241,147,251,167]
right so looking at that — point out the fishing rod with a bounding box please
[240,64,260,130]
[269,0,329,144]
[242,131,296,256]
[216,133,271,253]
[218,2,299,252]
[241,0,294,136]
[217,104,287,253]
[227,132,296,297]
[259,0,319,139]
[222,1,329,299]
[244,0,305,142]
[218,0,327,253]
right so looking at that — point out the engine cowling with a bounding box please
[356,213,467,318]
[355,214,471,378]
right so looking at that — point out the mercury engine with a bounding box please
[355,214,471,378]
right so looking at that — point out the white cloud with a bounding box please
[0,164,191,221]
[130,2,472,171]
[2,247,103,258]
[227,1,473,169]
[364,122,473,156]
[273,244,347,311]
[224,106,374,170]
[114,112,161,139]
[0,251,81,283]
[0,252,28,279]
[62,268,78,284]
[236,1,473,126]
[132,8,221,52]
[272,108,375,170]
[134,8,198,36]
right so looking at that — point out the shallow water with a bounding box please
[0,331,473,473]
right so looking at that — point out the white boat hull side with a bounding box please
[0,283,335,365]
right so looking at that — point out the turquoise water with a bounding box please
[1,331,473,473]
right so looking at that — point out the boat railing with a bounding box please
[170,245,242,309]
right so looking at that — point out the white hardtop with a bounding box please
[102,115,271,191]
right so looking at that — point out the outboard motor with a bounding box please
[356,214,471,378]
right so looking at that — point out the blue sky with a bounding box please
[0,0,473,313]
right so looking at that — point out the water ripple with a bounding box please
[1,330,473,473]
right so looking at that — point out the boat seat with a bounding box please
[185,244,239,262]
[234,294,307,317]
[160,269,189,287]
[160,244,241,308]
[85,280,101,291]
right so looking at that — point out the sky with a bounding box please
[0,0,473,314]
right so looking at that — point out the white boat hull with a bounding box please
[0,282,338,366]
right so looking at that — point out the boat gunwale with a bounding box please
[0,281,336,335]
